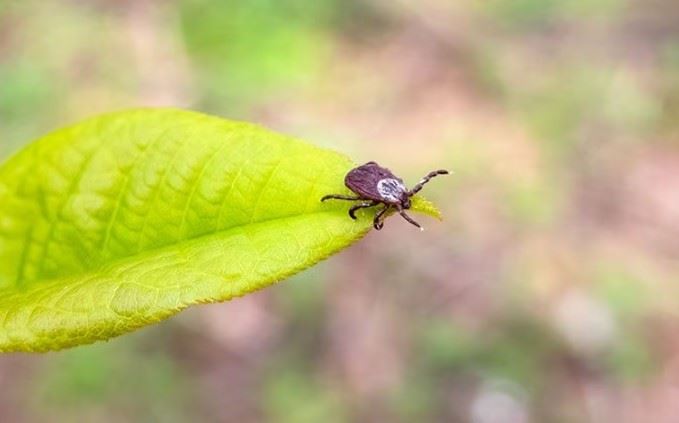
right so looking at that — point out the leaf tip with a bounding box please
[410,196,443,221]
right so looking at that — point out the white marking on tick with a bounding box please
[377,178,406,202]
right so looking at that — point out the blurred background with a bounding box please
[1,0,679,421]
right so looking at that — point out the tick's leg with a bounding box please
[348,201,378,220]
[321,194,361,202]
[408,169,449,196]
[373,205,390,230]
[396,204,422,230]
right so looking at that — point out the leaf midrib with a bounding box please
[9,208,365,289]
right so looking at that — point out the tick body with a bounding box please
[321,161,448,230]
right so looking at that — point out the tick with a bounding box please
[321,161,449,230]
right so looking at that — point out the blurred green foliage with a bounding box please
[480,0,623,28]
[264,366,347,423]
[29,330,194,422]
[179,0,335,113]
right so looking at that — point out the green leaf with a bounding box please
[0,108,440,352]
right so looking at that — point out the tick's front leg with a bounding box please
[396,204,422,230]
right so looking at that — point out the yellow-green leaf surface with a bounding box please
[0,108,440,352]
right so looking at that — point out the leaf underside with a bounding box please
[0,108,440,352]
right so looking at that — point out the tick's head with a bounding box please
[401,196,412,209]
